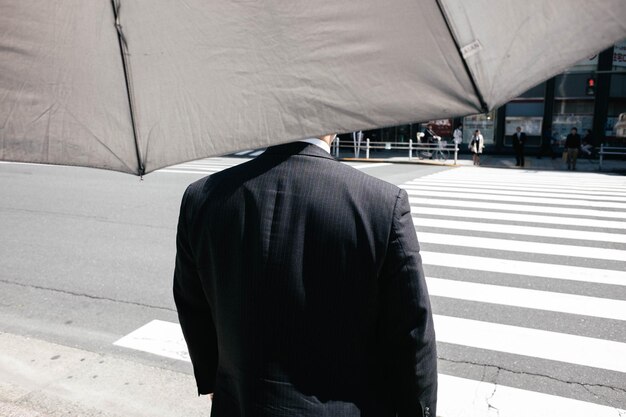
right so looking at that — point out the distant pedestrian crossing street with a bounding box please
[120,164,626,416]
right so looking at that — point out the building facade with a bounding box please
[356,42,626,153]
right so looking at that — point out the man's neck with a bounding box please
[299,138,331,154]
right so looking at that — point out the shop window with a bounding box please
[463,112,495,144]
[504,101,544,146]
[552,99,593,141]
[555,73,594,98]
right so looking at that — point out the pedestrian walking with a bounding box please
[173,137,438,417]
[581,129,595,159]
[565,127,582,170]
[469,129,484,165]
[511,126,527,167]
[453,124,463,148]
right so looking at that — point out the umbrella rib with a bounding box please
[434,0,489,113]
[111,0,145,177]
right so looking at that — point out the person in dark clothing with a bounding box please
[581,129,595,159]
[565,127,582,170]
[423,124,438,159]
[511,126,527,167]
[423,124,437,144]
[173,138,438,417]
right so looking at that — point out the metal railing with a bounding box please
[333,138,459,165]
[598,144,626,170]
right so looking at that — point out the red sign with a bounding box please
[427,119,453,138]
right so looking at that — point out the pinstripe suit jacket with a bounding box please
[173,142,437,417]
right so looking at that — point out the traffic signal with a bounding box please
[586,78,596,96]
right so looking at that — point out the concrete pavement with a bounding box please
[340,152,626,173]
[0,332,210,417]
[2,158,625,416]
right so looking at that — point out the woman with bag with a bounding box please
[469,129,484,166]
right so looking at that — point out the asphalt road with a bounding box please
[1,157,625,416]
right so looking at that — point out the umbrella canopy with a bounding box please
[1,0,625,175]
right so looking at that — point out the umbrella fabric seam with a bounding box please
[434,0,489,113]
[111,0,145,177]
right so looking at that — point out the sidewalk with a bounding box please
[340,151,626,173]
[0,332,209,417]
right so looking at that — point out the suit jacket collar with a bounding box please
[263,141,337,161]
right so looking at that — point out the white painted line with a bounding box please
[169,161,243,168]
[438,374,625,417]
[172,163,240,169]
[405,189,626,210]
[0,161,59,168]
[422,172,626,189]
[431,166,626,181]
[411,207,626,230]
[406,179,626,197]
[114,320,190,362]
[344,162,393,169]
[412,217,626,244]
[417,232,626,262]
[434,314,626,373]
[203,157,249,163]
[158,169,222,175]
[114,320,626,416]
[421,178,626,192]
[409,197,626,220]
[427,277,626,321]
[429,171,626,182]
[420,251,626,286]
[403,184,626,202]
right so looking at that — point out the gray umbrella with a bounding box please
[1,0,625,175]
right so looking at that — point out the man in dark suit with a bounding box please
[512,126,527,167]
[173,136,437,417]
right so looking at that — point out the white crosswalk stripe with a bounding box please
[406,179,626,197]
[155,156,391,175]
[421,251,625,286]
[412,217,626,243]
[406,189,626,211]
[418,231,626,261]
[404,183,626,202]
[434,315,626,373]
[412,206,626,229]
[115,166,626,416]
[413,167,626,415]
[158,157,249,175]
[411,198,626,220]
[426,277,626,321]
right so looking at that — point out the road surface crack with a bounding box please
[486,367,501,416]
[440,356,626,394]
[440,356,626,411]
[0,278,175,312]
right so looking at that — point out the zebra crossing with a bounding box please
[115,165,626,416]
[156,157,249,175]
[411,167,626,416]
[156,156,389,175]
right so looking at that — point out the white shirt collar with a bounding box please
[299,138,331,154]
